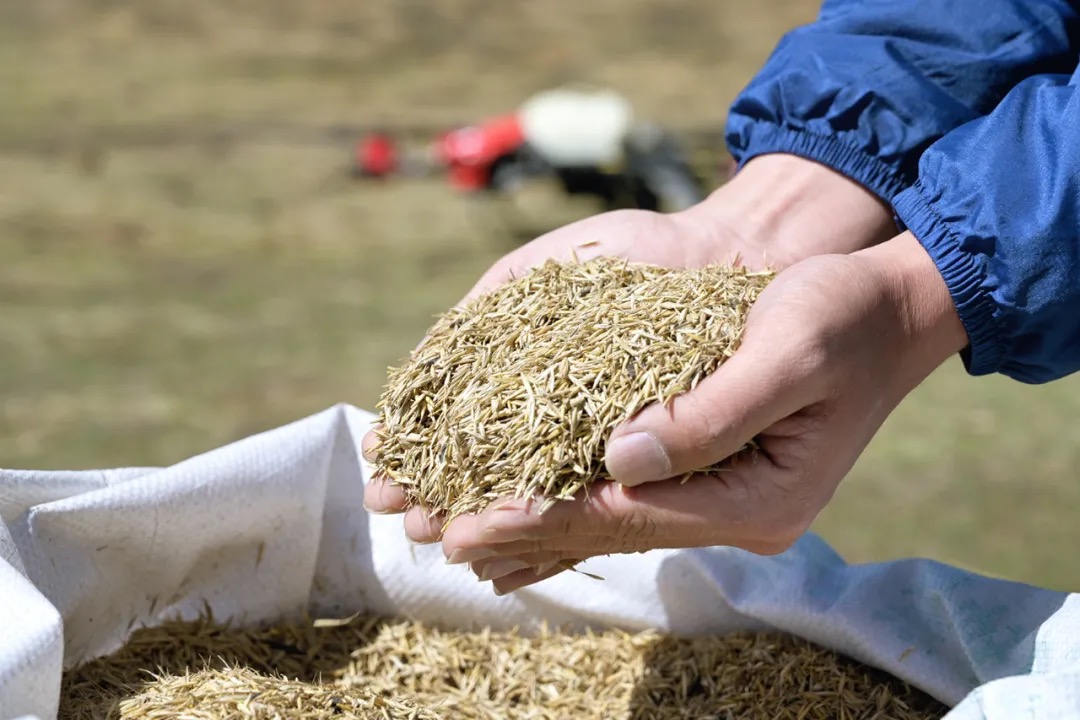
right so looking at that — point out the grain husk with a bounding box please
[60,616,947,719]
[372,256,774,522]
[57,259,949,719]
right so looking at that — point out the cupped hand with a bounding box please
[361,155,909,593]
[359,203,755,525]
[372,232,965,594]
[454,152,897,308]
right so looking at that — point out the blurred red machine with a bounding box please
[353,88,707,214]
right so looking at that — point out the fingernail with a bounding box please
[605,432,670,486]
[479,559,531,582]
[446,548,495,565]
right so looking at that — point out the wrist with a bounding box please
[680,154,896,268]
[859,231,970,379]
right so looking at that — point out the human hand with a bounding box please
[458,153,897,305]
[374,232,966,595]
[362,153,896,510]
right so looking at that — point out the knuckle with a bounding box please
[509,514,546,541]
[676,393,733,458]
[777,338,830,391]
[800,334,833,370]
[515,507,573,541]
[613,510,658,551]
[517,540,548,554]
[484,504,538,540]
[694,404,730,450]
[550,510,575,539]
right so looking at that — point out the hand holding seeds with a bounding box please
[362,197,774,525]
[363,231,968,595]
[361,156,938,595]
[449,154,897,308]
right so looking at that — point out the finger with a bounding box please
[441,481,690,560]
[452,534,631,560]
[445,469,800,559]
[471,557,533,582]
[604,331,822,487]
[403,506,445,543]
[492,564,570,596]
[360,428,379,462]
[363,479,408,514]
[470,551,583,582]
[360,426,408,515]
[441,483,633,560]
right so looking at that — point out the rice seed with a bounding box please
[372,257,774,525]
[58,617,947,720]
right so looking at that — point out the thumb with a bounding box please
[603,340,821,487]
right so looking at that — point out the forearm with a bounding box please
[859,231,970,390]
[892,70,1080,383]
[727,0,1080,203]
[679,154,897,268]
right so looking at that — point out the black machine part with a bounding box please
[485,128,705,213]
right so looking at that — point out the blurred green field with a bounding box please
[2,1,1078,592]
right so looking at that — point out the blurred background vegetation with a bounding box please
[2,0,1077,591]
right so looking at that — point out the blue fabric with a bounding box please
[725,0,1080,383]
[894,70,1080,383]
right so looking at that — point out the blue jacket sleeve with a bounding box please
[892,67,1080,384]
[725,0,1080,204]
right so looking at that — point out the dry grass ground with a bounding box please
[2,0,1079,591]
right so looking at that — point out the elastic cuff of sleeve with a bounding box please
[892,182,1003,377]
[733,123,910,205]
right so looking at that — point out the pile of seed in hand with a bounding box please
[59,616,947,720]
[372,256,774,522]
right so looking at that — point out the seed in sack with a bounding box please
[58,616,948,720]
[372,256,774,523]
